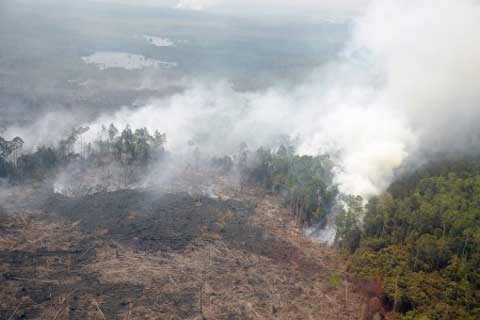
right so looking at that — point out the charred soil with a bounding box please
[0,186,363,319]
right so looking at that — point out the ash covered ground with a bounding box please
[0,174,364,319]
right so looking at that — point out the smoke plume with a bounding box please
[7,0,480,198]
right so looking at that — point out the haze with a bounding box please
[3,0,480,197]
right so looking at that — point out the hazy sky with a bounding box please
[88,0,370,17]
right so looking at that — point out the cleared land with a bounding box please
[0,184,364,319]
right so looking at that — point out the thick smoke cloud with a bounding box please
[354,0,480,151]
[7,0,480,198]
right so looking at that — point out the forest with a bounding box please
[337,158,480,319]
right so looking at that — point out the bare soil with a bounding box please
[0,184,363,319]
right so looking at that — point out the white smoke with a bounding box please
[7,0,480,198]
[4,112,81,150]
[354,0,480,149]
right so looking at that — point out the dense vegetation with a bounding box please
[242,146,338,225]
[337,158,480,319]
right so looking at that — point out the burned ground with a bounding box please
[0,186,363,319]
[42,190,257,252]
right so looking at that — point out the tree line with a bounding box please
[0,124,166,182]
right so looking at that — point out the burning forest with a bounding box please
[0,124,367,319]
[2,0,480,319]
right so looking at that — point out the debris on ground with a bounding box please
[0,185,363,319]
